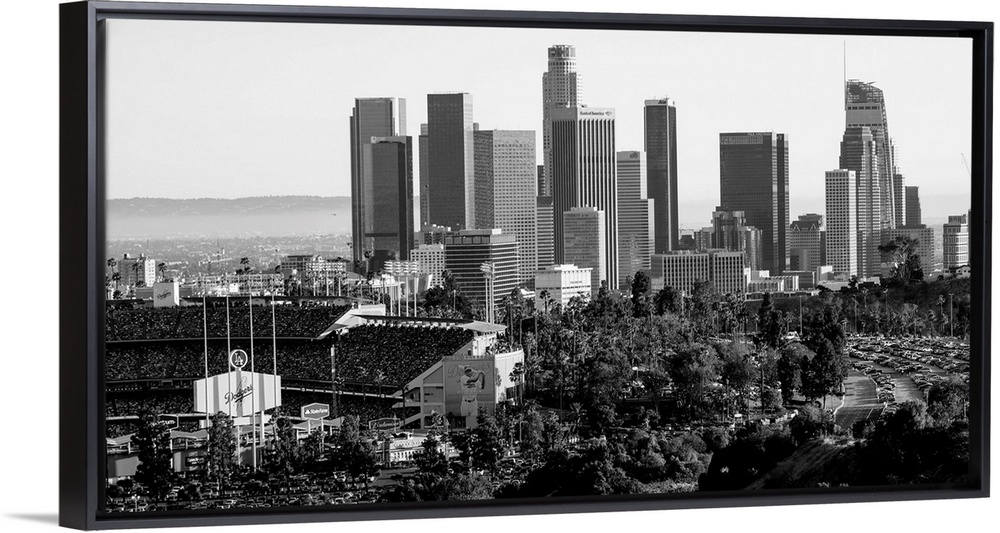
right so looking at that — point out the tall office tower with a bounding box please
[474,130,538,285]
[443,229,519,318]
[541,45,582,197]
[943,214,969,269]
[839,126,881,277]
[645,98,679,252]
[719,132,789,274]
[536,196,555,271]
[537,165,545,200]
[710,208,763,272]
[846,79,900,228]
[426,93,475,230]
[650,250,747,296]
[616,151,654,286]
[788,214,824,272]
[350,97,406,265]
[825,170,858,276]
[563,207,606,293]
[359,136,414,271]
[551,107,619,290]
[419,123,429,227]
[904,186,923,227]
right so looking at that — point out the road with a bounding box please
[834,370,883,430]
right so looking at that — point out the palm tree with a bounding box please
[130,262,141,297]
[156,262,166,283]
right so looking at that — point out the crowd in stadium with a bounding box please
[106,340,335,381]
[335,324,473,386]
[105,304,351,341]
[105,312,478,437]
[106,393,193,419]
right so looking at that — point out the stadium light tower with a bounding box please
[480,262,496,323]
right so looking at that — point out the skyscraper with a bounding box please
[825,170,858,276]
[541,45,582,197]
[839,126,881,277]
[846,79,901,229]
[563,207,606,293]
[943,214,969,269]
[616,151,654,286]
[551,107,619,290]
[426,93,475,230]
[719,132,789,274]
[360,136,414,271]
[474,130,538,285]
[443,229,519,318]
[711,208,763,272]
[350,97,406,265]
[904,186,923,228]
[788,214,824,273]
[536,196,555,271]
[645,98,679,253]
[418,123,429,227]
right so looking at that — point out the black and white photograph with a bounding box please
[33,0,993,531]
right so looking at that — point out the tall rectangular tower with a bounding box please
[787,214,824,273]
[350,97,406,265]
[825,170,858,276]
[361,136,414,270]
[541,45,582,197]
[563,207,606,293]
[904,186,923,228]
[426,93,475,230]
[474,130,538,285]
[616,151,654,286]
[840,126,881,277]
[551,107,619,290]
[644,98,679,253]
[536,196,555,272]
[718,132,789,274]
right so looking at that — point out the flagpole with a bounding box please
[271,292,278,441]
[226,294,237,467]
[202,296,210,429]
[249,292,257,470]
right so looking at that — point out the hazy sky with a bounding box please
[103,18,972,227]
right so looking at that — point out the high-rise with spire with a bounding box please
[845,80,902,229]
[541,45,582,197]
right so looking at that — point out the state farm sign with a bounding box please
[301,403,330,420]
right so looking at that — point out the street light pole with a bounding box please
[949,292,954,338]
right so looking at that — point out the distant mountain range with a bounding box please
[107,196,352,239]
[107,196,351,217]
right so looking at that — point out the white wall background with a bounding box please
[1,1,996,532]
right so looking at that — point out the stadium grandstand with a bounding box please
[105,297,508,442]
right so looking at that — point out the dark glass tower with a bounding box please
[718,132,789,274]
[645,98,679,253]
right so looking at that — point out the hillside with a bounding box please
[746,437,858,489]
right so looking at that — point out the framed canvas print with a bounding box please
[59,0,992,530]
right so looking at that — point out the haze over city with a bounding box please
[102,19,971,229]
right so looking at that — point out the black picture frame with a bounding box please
[59,1,992,530]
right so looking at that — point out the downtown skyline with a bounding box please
[102,19,972,229]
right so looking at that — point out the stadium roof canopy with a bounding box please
[346,314,507,334]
